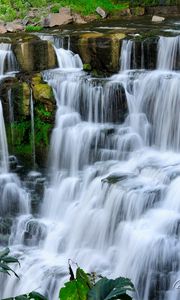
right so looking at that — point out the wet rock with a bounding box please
[13,39,57,72]
[83,63,92,71]
[0,74,55,168]
[96,7,107,18]
[9,155,18,171]
[152,15,165,22]
[23,219,47,246]
[32,74,55,114]
[0,25,7,34]
[102,171,136,184]
[71,32,126,75]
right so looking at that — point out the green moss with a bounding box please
[33,83,53,102]
[83,64,92,71]
[11,121,30,146]
[36,103,53,118]
[35,118,52,146]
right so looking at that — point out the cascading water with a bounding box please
[30,89,36,168]
[0,43,18,76]
[0,33,180,300]
[38,34,83,69]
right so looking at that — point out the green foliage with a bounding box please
[52,0,128,15]
[59,263,134,300]
[88,277,134,300]
[0,248,47,300]
[0,247,19,278]
[25,25,43,32]
[3,291,47,300]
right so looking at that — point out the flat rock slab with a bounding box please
[0,25,7,34]
[48,13,73,27]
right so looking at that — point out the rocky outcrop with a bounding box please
[152,15,165,22]
[12,38,57,72]
[42,7,86,27]
[0,74,55,167]
[71,32,126,75]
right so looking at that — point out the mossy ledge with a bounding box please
[0,74,56,167]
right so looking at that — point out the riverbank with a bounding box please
[0,1,179,33]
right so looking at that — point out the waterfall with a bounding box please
[0,43,18,75]
[0,101,9,173]
[157,36,180,70]
[0,33,180,300]
[30,89,36,168]
[120,40,133,71]
[38,34,83,69]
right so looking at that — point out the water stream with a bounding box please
[0,34,180,300]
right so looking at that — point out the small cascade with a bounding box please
[30,89,36,168]
[157,35,180,70]
[0,100,9,173]
[38,34,83,69]
[8,88,14,146]
[55,48,83,69]
[0,43,18,75]
[120,40,133,71]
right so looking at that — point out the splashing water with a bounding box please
[0,34,180,300]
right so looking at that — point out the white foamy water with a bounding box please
[0,35,180,300]
[0,43,18,76]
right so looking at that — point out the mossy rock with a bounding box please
[33,83,52,102]
[83,63,92,71]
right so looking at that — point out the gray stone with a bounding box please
[6,22,24,32]
[152,15,165,22]
[0,25,7,34]
[48,13,73,27]
[96,7,107,18]
[73,13,87,24]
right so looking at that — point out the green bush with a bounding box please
[25,25,43,32]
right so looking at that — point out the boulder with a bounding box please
[96,7,107,18]
[13,39,57,72]
[152,15,165,22]
[6,22,24,32]
[73,13,87,24]
[0,25,7,34]
[47,9,73,27]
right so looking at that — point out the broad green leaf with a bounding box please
[60,279,89,300]
[0,262,19,278]
[2,256,20,265]
[76,268,92,288]
[15,296,28,300]
[0,248,10,258]
[29,291,48,300]
[88,277,134,300]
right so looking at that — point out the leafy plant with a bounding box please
[59,262,134,300]
[3,291,47,300]
[0,248,47,300]
[25,25,43,32]
[0,247,19,278]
